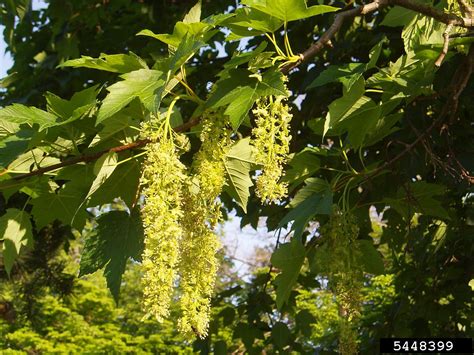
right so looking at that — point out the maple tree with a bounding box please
[0,0,473,353]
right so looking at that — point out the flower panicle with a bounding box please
[252,96,293,204]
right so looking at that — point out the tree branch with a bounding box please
[281,0,473,74]
[6,140,149,182]
[391,0,472,27]
[5,118,197,182]
[435,22,454,67]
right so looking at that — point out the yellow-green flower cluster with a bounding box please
[252,96,292,203]
[139,111,230,338]
[140,127,187,322]
[194,110,232,204]
[323,213,362,319]
[338,318,358,355]
[321,212,363,354]
[178,190,221,337]
[177,110,231,337]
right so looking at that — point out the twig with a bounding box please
[406,116,456,178]
[457,0,473,17]
[446,136,474,183]
[447,44,474,123]
[435,22,454,67]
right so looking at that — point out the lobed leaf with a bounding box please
[242,0,338,22]
[271,237,306,309]
[59,53,147,73]
[223,138,257,213]
[97,69,165,123]
[79,209,144,301]
[0,208,33,275]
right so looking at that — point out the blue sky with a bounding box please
[0,28,13,78]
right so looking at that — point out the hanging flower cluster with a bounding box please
[139,110,232,337]
[140,121,186,323]
[320,212,363,355]
[252,96,293,204]
[178,110,232,336]
[139,92,295,336]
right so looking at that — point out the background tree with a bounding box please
[0,0,473,353]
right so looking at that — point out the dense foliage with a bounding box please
[1,0,473,353]
[0,259,195,353]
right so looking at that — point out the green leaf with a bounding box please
[88,159,141,208]
[219,307,236,326]
[342,93,402,148]
[45,85,99,126]
[0,208,33,275]
[381,7,417,27]
[97,69,165,124]
[234,322,264,349]
[271,237,306,309]
[402,15,443,55]
[283,149,320,191]
[168,32,207,73]
[308,39,385,90]
[279,186,332,239]
[367,38,387,69]
[241,0,338,22]
[7,0,31,20]
[308,243,332,274]
[213,341,227,355]
[207,69,287,129]
[31,182,90,231]
[363,112,402,147]
[337,96,382,147]
[224,42,268,69]
[0,118,20,139]
[59,53,147,73]
[295,309,317,336]
[84,152,118,202]
[150,33,208,111]
[384,182,449,220]
[90,103,142,147]
[290,178,331,207]
[79,209,144,302]
[5,148,45,173]
[0,72,19,89]
[183,1,201,24]
[18,177,52,199]
[137,21,210,50]
[356,240,385,275]
[225,7,283,36]
[46,85,99,118]
[0,131,33,168]
[367,53,434,98]
[271,322,291,349]
[0,104,58,131]
[308,63,365,90]
[323,76,365,137]
[223,138,256,213]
